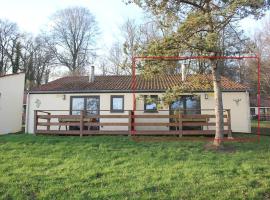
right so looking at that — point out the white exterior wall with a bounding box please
[201,92,251,133]
[0,73,25,134]
[26,91,251,134]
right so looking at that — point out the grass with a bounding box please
[0,134,270,199]
[251,120,270,135]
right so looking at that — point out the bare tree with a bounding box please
[49,7,99,73]
[0,19,20,75]
[105,18,162,75]
[244,17,270,97]
[106,42,127,75]
[99,59,109,76]
[20,34,54,89]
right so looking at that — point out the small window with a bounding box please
[111,95,124,112]
[144,95,158,112]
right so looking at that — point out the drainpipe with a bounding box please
[25,92,30,133]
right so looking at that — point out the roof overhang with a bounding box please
[28,89,249,94]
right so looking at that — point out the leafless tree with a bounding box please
[105,18,162,75]
[0,19,20,75]
[243,17,270,97]
[48,7,99,73]
[20,34,54,89]
[106,42,127,75]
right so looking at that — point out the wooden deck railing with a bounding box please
[34,109,232,137]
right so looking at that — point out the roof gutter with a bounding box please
[25,92,30,133]
[28,89,248,94]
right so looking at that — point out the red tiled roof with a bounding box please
[30,74,249,93]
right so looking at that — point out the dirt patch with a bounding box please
[204,142,236,153]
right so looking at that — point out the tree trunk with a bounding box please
[212,60,224,146]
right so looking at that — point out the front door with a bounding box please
[169,95,201,130]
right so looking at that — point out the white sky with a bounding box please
[0,0,267,46]
[0,0,144,48]
[0,0,267,77]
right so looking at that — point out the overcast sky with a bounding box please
[0,0,267,76]
[0,0,266,44]
[0,0,144,48]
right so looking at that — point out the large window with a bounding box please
[170,95,201,130]
[70,96,99,115]
[144,95,158,112]
[70,96,100,130]
[170,95,201,114]
[111,95,124,112]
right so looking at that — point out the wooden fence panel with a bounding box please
[35,110,232,136]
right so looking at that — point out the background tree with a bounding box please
[128,0,268,146]
[244,16,270,97]
[20,34,54,89]
[106,42,127,75]
[0,19,20,75]
[48,7,99,74]
[104,18,163,75]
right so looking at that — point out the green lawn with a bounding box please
[0,134,270,199]
[252,120,270,135]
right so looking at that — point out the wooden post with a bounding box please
[226,109,233,139]
[178,113,183,137]
[34,110,37,135]
[131,110,135,135]
[80,110,84,137]
[206,117,209,130]
[47,113,51,131]
[128,110,132,136]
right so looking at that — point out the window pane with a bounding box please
[144,95,158,111]
[185,96,200,114]
[72,98,84,115]
[170,96,200,115]
[112,97,123,110]
[171,100,184,111]
[146,103,157,110]
[86,97,99,115]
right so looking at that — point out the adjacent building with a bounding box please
[0,73,25,134]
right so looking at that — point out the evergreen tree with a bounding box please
[127,0,269,146]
